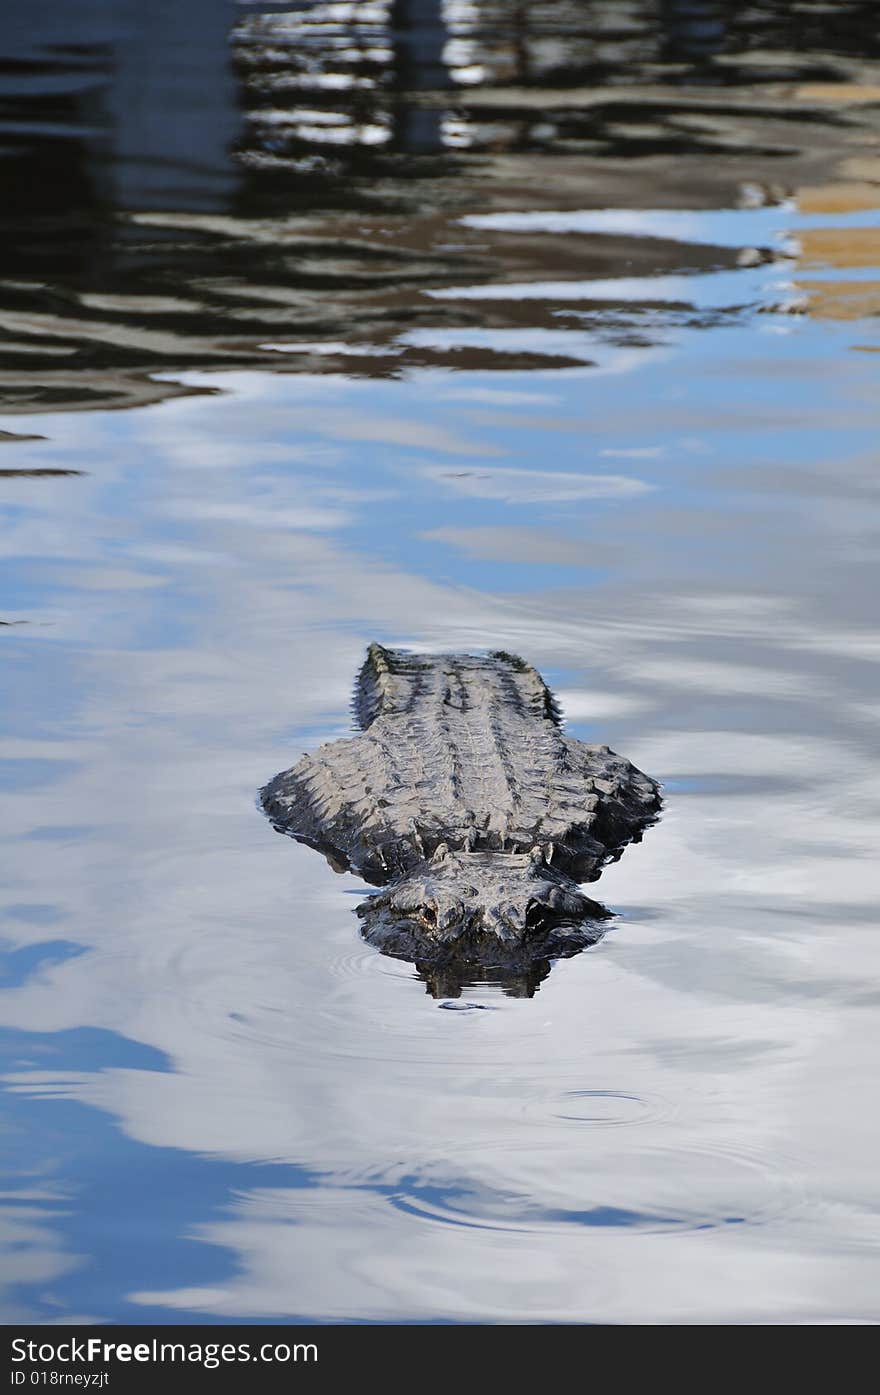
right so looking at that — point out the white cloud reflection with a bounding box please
[1,318,879,1324]
[419,464,651,503]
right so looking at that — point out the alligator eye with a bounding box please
[525,902,547,930]
[422,906,437,926]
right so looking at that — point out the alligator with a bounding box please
[261,644,661,995]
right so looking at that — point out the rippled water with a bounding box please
[2,2,880,1324]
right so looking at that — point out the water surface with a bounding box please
[1,1,880,1324]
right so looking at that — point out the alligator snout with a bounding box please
[356,848,611,978]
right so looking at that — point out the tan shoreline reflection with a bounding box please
[793,115,880,322]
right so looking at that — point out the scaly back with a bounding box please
[354,643,562,730]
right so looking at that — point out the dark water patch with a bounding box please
[437,1001,495,1011]
[0,467,85,477]
[0,7,878,406]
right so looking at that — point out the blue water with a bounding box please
[1,1,880,1325]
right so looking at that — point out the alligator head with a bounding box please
[356,844,611,995]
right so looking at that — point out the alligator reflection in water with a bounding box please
[262,644,660,996]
